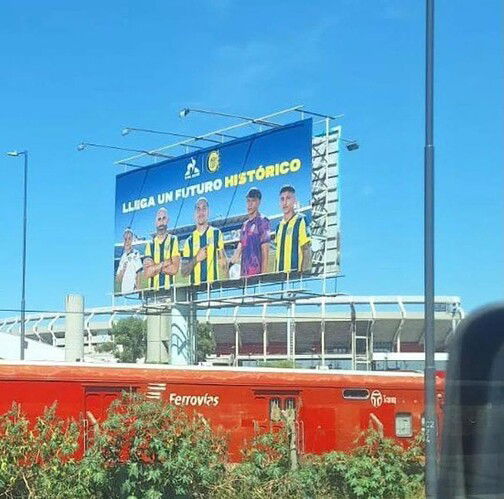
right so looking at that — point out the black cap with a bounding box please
[246,187,262,200]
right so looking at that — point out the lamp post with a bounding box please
[6,150,28,360]
[424,0,437,496]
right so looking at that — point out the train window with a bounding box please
[343,389,370,400]
[270,398,281,421]
[285,398,296,410]
[395,413,413,437]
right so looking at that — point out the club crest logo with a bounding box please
[207,150,220,173]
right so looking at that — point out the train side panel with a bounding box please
[0,364,442,459]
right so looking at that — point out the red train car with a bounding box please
[0,361,444,459]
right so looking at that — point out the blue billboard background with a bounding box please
[114,118,313,292]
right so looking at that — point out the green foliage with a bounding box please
[91,392,227,498]
[212,429,425,498]
[0,399,425,499]
[0,403,97,499]
[214,431,319,498]
[95,341,115,353]
[256,360,297,369]
[195,322,216,363]
[318,430,425,498]
[110,317,147,363]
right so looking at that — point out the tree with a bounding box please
[196,322,216,363]
[110,317,147,363]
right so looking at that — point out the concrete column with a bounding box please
[146,312,170,364]
[170,306,191,365]
[65,294,84,362]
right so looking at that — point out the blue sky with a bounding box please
[0,0,501,316]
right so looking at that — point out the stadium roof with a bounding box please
[0,295,463,363]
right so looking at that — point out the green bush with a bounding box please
[91,392,227,498]
[0,397,425,499]
[0,403,98,499]
[318,430,425,498]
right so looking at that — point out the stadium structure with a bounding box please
[0,294,463,370]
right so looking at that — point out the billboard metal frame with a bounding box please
[115,106,342,306]
[113,106,344,366]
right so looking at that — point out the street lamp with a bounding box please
[178,107,279,127]
[6,150,28,360]
[76,141,173,159]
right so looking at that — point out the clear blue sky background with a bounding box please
[0,0,502,316]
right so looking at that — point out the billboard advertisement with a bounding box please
[114,118,313,294]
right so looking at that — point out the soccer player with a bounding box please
[115,228,142,294]
[181,197,227,285]
[143,207,180,291]
[275,185,311,273]
[231,187,271,277]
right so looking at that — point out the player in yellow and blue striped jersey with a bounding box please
[143,207,181,291]
[182,197,227,285]
[275,185,311,273]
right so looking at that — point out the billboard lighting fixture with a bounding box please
[120,127,205,148]
[76,142,173,158]
[178,107,279,127]
[340,138,359,151]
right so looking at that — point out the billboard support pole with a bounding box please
[424,0,437,497]
[321,298,326,367]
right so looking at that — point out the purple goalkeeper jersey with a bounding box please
[240,214,271,276]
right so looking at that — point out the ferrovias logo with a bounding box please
[169,392,220,407]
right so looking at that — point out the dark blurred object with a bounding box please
[438,304,504,497]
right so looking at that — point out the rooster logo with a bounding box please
[184,157,200,180]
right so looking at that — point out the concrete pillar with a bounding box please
[146,312,170,364]
[65,294,84,362]
[170,306,192,365]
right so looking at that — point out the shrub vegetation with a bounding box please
[0,393,425,498]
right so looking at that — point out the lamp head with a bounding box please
[77,143,86,151]
[346,142,359,151]
[179,108,190,118]
[121,128,131,136]
[7,151,20,157]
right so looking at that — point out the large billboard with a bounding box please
[114,118,314,295]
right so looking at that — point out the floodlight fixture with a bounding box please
[178,107,279,127]
[120,127,208,147]
[76,141,173,158]
[340,138,359,151]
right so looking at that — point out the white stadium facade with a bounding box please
[0,295,463,371]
